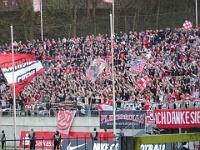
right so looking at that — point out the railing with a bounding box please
[0,109,100,117]
[1,99,200,117]
[2,135,200,150]
[2,136,121,150]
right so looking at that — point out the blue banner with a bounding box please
[100,111,146,129]
[61,140,120,150]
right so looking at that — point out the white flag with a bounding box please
[33,0,40,12]
[103,0,112,3]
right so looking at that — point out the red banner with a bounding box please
[0,54,44,96]
[57,110,76,135]
[154,109,200,128]
[19,131,113,149]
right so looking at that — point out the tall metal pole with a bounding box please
[196,0,198,28]
[11,25,17,149]
[110,14,116,137]
[112,0,114,33]
[40,0,43,41]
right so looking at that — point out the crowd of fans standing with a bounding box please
[0,27,200,115]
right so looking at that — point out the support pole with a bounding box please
[40,0,43,41]
[110,14,116,137]
[196,0,198,28]
[11,25,17,149]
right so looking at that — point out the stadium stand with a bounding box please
[0,27,200,116]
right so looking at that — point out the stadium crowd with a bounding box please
[0,27,200,115]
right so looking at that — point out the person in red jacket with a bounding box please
[102,129,109,141]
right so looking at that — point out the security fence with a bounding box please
[1,134,200,150]
[2,136,121,150]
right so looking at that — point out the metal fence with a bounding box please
[0,109,99,117]
[2,136,121,150]
[2,136,200,150]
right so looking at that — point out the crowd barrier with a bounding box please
[2,136,121,150]
[1,134,200,150]
[0,109,99,117]
[1,99,200,117]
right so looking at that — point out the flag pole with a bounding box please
[110,14,116,137]
[40,0,43,41]
[112,0,116,137]
[11,24,17,149]
[112,0,114,33]
[195,0,198,28]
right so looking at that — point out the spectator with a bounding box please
[90,128,98,141]
[0,27,200,115]
[1,130,6,149]
[102,129,109,141]
[28,128,36,150]
[53,131,61,150]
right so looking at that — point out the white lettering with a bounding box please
[198,111,200,123]
[167,112,171,124]
[180,111,185,124]
[190,112,195,124]
[155,110,200,127]
[93,143,100,150]
[161,112,166,124]
[155,112,161,124]
[185,111,189,124]
[110,144,115,150]
[93,143,118,150]
[149,144,153,150]
[140,144,166,150]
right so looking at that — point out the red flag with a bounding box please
[137,76,149,91]
[57,110,76,135]
[103,0,112,3]
[33,0,40,12]
[0,54,44,96]
[182,20,192,30]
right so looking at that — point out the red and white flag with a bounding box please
[130,60,146,73]
[33,0,40,12]
[137,76,149,91]
[57,110,76,135]
[146,110,155,124]
[0,54,44,96]
[103,0,112,3]
[182,20,193,30]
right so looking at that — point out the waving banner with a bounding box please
[182,20,193,30]
[137,76,149,91]
[130,60,146,73]
[100,111,146,129]
[58,110,76,135]
[86,58,107,83]
[33,0,40,12]
[154,109,200,128]
[0,54,44,96]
